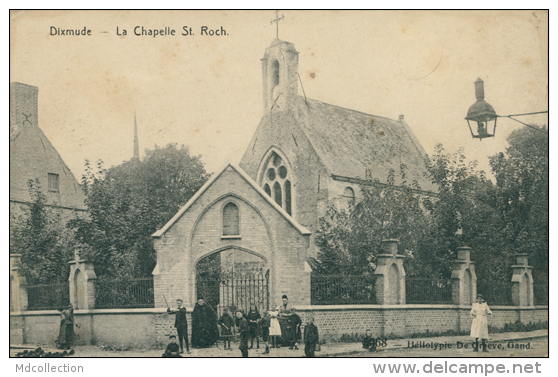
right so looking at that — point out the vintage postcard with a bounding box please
[10,9,548,366]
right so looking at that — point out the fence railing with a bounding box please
[533,284,548,306]
[26,282,70,311]
[405,277,453,304]
[476,281,514,306]
[94,277,154,309]
[311,274,376,305]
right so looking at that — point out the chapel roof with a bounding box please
[293,95,437,193]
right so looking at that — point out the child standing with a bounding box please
[303,316,319,357]
[268,304,281,348]
[218,307,234,350]
[236,309,250,358]
[246,304,261,349]
[260,310,271,354]
[288,307,302,350]
[362,329,376,352]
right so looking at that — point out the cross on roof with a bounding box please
[270,10,284,39]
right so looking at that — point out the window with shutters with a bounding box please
[222,202,240,236]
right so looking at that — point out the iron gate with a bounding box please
[196,270,270,316]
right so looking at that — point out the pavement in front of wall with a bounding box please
[10,329,548,358]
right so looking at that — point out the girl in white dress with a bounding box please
[470,294,492,352]
[268,304,281,348]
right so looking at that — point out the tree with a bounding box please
[489,126,548,281]
[315,167,428,276]
[70,143,209,278]
[10,179,76,284]
[420,145,509,281]
[314,145,515,282]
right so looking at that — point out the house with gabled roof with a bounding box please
[10,82,86,228]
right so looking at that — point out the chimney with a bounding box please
[399,115,405,121]
[10,82,39,128]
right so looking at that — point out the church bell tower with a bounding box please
[261,39,299,114]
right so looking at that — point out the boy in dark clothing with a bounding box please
[303,317,319,357]
[362,329,376,352]
[162,335,182,357]
[218,307,234,350]
[246,304,261,349]
[167,299,190,354]
[236,310,250,358]
[260,310,271,354]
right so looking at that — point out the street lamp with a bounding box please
[465,78,497,140]
[465,78,548,140]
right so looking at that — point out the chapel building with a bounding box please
[152,39,435,310]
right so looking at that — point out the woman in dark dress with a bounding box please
[191,298,219,348]
[56,305,74,349]
[56,307,67,349]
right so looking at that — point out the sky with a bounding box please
[10,10,548,180]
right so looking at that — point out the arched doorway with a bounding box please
[196,248,270,315]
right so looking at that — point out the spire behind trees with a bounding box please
[133,112,140,161]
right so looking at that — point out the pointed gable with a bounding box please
[152,163,310,238]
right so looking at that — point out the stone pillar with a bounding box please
[10,254,28,312]
[374,239,406,304]
[511,254,534,307]
[68,259,97,310]
[450,246,477,305]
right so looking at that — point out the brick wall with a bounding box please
[10,306,548,348]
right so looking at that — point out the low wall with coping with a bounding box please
[10,305,548,349]
[295,305,548,341]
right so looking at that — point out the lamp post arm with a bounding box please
[497,111,548,118]
[496,112,548,135]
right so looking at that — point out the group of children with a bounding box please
[215,304,320,357]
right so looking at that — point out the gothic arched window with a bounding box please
[260,151,293,216]
[223,202,240,236]
[271,60,280,88]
